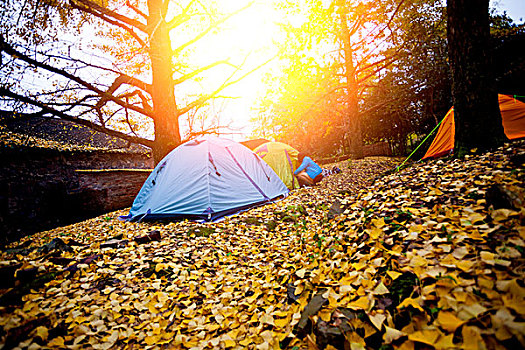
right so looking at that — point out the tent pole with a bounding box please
[395,116,445,172]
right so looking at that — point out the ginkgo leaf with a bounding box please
[387,271,402,280]
[434,334,455,350]
[296,268,307,278]
[462,325,485,350]
[367,312,386,330]
[437,311,464,332]
[372,282,389,295]
[383,326,405,344]
[398,297,424,312]
[347,296,369,310]
[34,326,48,341]
[408,329,440,345]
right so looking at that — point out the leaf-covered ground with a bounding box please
[1,143,524,350]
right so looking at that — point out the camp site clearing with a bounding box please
[1,141,524,349]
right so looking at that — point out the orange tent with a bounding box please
[423,94,525,159]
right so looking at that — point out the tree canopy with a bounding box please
[1,0,524,161]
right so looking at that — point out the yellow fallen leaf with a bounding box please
[456,260,475,272]
[480,251,495,264]
[407,329,440,345]
[295,283,304,296]
[349,296,369,310]
[434,334,456,350]
[507,279,525,298]
[467,212,485,224]
[34,326,48,341]
[491,208,516,222]
[387,271,402,280]
[397,340,415,350]
[92,342,115,350]
[369,227,382,240]
[367,312,386,330]
[437,311,464,332]
[145,335,161,345]
[373,282,389,295]
[502,294,525,315]
[319,309,332,322]
[223,338,236,348]
[296,268,307,278]
[495,325,513,341]
[495,259,511,267]
[260,313,275,326]
[274,317,289,328]
[461,325,484,350]
[340,285,353,294]
[372,217,386,228]
[452,246,469,260]
[47,336,65,347]
[383,326,405,344]
[397,297,424,312]
[350,343,366,350]
[458,303,488,320]
[239,337,252,346]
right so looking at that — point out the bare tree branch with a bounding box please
[356,53,400,85]
[69,0,147,47]
[173,60,230,85]
[95,74,152,111]
[172,2,254,56]
[126,0,147,20]
[178,56,273,116]
[0,35,153,118]
[70,0,147,32]
[0,87,154,147]
[167,0,196,28]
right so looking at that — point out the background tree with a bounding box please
[447,0,507,157]
[364,1,451,156]
[255,0,521,160]
[254,0,438,158]
[0,0,256,163]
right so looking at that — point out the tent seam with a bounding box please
[206,139,212,217]
[225,146,269,200]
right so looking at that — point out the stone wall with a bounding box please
[74,169,152,212]
[0,147,153,245]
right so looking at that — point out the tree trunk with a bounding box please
[339,8,363,159]
[148,0,181,164]
[447,0,507,157]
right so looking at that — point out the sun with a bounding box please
[169,0,285,138]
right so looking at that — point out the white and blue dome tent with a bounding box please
[121,135,289,222]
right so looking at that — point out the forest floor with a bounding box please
[1,141,524,350]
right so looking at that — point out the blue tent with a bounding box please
[122,136,289,222]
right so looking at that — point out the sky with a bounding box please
[492,0,525,22]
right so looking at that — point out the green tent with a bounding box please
[254,142,301,190]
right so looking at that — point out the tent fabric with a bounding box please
[423,94,525,159]
[240,138,271,150]
[122,136,289,222]
[254,141,301,190]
